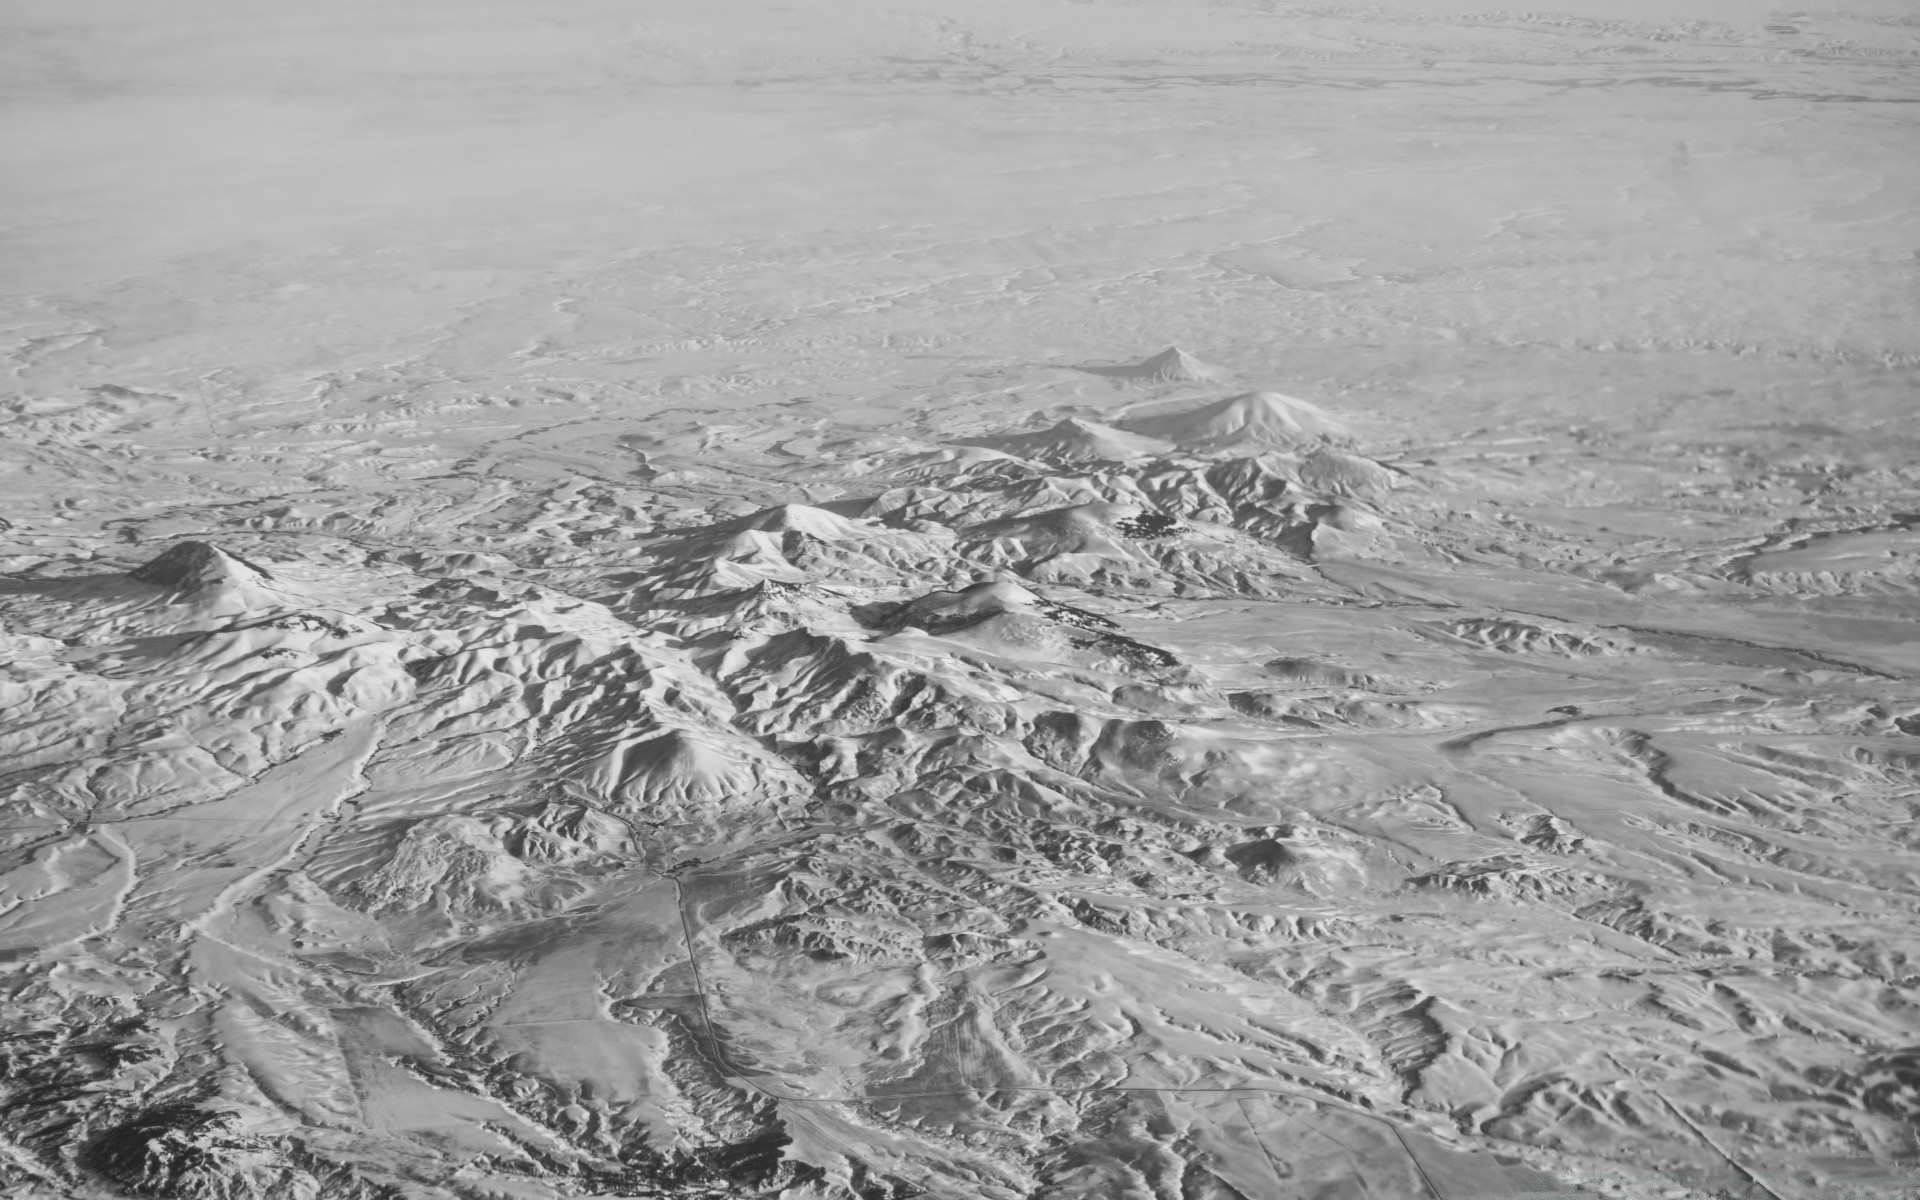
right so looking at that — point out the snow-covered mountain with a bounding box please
[5,356,1917,1200]
[4,1,1917,1195]
[1123,390,1353,449]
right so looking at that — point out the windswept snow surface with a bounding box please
[3,1,1920,1198]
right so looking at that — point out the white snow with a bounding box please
[3,2,1918,1197]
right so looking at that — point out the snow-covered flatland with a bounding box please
[3,2,1918,1197]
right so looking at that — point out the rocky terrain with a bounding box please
[4,1,1919,1198]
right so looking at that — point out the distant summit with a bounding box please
[961,417,1174,464]
[1077,346,1231,385]
[1123,390,1349,448]
[129,541,276,594]
[725,503,867,541]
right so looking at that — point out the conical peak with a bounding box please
[130,541,275,593]
[1124,389,1348,446]
[734,504,863,539]
[1224,391,1344,436]
[1078,346,1231,384]
[965,416,1173,462]
[1136,346,1223,381]
[1233,390,1325,413]
[1030,417,1153,445]
[1210,390,1323,420]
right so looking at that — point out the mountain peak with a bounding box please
[129,541,276,594]
[731,503,865,540]
[960,417,1173,463]
[1079,346,1232,384]
[1124,390,1349,447]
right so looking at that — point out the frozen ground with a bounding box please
[3,1,1919,1197]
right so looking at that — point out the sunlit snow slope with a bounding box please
[3,1,1919,1198]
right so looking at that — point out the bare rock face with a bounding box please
[86,1110,319,1200]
